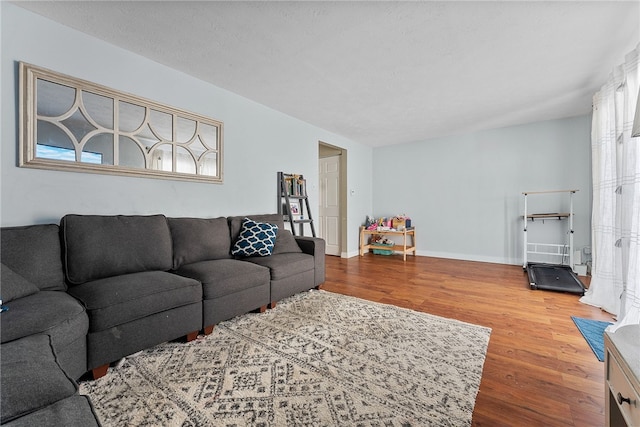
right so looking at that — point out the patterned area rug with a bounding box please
[80,290,491,426]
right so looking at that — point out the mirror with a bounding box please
[20,62,224,183]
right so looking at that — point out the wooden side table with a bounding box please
[359,226,416,261]
[604,325,640,427]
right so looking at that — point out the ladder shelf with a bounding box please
[277,172,316,237]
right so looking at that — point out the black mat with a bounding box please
[527,263,585,295]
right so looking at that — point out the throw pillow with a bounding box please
[272,229,303,255]
[231,218,278,257]
[1,263,40,303]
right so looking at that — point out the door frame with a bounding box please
[319,141,347,257]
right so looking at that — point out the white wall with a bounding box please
[1,3,373,255]
[372,115,592,265]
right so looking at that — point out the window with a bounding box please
[36,144,103,164]
[19,62,224,183]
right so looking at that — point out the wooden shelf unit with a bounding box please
[359,226,416,261]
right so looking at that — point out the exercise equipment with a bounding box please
[526,263,585,294]
[522,190,585,295]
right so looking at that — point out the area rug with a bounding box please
[80,290,491,426]
[571,316,613,362]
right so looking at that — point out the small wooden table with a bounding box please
[359,226,416,261]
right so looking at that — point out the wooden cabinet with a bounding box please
[359,226,416,261]
[604,325,640,427]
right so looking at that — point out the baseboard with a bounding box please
[341,250,360,258]
[339,248,520,265]
[414,250,520,266]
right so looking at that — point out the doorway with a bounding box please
[319,142,346,256]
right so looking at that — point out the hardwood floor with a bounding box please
[321,254,614,427]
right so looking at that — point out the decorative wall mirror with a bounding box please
[19,62,223,183]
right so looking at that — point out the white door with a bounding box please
[319,156,341,256]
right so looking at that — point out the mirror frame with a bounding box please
[19,62,224,183]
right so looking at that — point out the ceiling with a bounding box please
[14,1,640,147]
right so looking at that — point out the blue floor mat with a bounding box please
[571,316,613,362]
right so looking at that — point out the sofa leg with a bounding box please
[185,331,198,342]
[268,301,277,309]
[259,305,267,313]
[203,325,215,335]
[92,364,109,380]
[315,284,323,290]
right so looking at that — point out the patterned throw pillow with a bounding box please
[231,218,278,257]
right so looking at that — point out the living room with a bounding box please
[2,2,639,426]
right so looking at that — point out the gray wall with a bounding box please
[1,3,373,255]
[372,115,592,265]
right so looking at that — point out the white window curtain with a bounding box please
[580,43,640,332]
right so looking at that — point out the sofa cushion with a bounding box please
[272,229,303,255]
[61,214,173,285]
[1,263,39,303]
[2,395,100,427]
[231,218,278,257]
[244,253,315,281]
[294,237,326,287]
[1,224,66,291]
[67,271,202,332]
[0,334,77,424]
[228,214,285,243]
[168,217,231,269]
[175,259,270,299]
[0,291,88,346]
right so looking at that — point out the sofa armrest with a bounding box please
[294,237,325,286]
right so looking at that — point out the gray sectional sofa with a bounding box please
[0,213,325,426]
[1,224,98,426]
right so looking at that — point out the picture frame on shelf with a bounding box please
[289,201,300,215]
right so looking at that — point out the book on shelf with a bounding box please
[285,175,306,196]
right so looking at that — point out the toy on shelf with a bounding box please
[364,216,377,230]
[369,234,394,255]
[392,214,412,231]
[364,215,412,231]
[370,234,394,245]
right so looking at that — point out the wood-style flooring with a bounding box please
[321,253,614,427]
